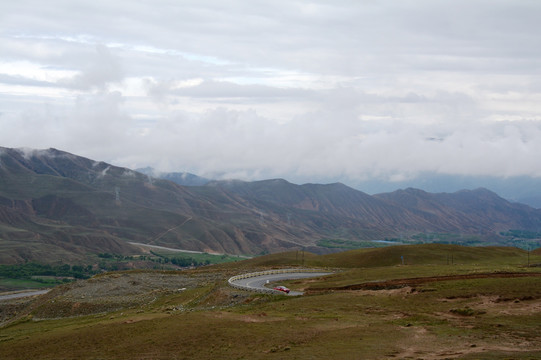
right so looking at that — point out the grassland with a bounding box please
[316,237,394,249]
[318,233,541,250]
[1,244,541,359]
[0,278,55,290]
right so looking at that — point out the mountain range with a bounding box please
[350,174,541,209]
[1,146,540,264]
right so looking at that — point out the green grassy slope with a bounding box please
[1,244,541,359]
[311,243,532,268]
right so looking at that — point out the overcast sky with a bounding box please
[2,1,541,187]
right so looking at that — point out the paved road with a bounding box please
[0,289,50,301]
[231,272,332,296]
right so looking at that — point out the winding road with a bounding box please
[229,270,332,296]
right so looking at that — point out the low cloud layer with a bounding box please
[1,1,541,187]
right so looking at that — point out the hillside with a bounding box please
[0,148,313,263]
[213,178,541,241]
[376,187,541,234]
[1,146,541,264]
[1,244,541,359]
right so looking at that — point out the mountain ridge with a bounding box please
[1,146,541,264]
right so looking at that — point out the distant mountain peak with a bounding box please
[136,167,210,186]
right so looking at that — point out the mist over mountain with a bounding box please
[1,146,541,265]
[136,167,210,186]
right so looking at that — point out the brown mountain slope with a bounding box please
[0,148,346,261]
[1,146,541,264]
[376,187,541,233]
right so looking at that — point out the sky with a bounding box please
[2,0,541,189]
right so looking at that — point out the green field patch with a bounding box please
[149,249,245,267]
[0,262,95,291]
[0,278,55,290]
[407,231,541,249]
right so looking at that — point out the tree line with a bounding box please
[0,262,95,280]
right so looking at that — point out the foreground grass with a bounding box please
[1,245,541,359]
[2,275,541,359]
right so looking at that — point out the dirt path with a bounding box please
[147,216,192,245]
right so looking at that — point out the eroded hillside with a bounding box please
[2,147,541,264]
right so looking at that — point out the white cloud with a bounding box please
[1,0,541,187]
[60,44,123,90]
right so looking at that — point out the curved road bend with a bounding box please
[232,272,332,296]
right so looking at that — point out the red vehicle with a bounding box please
[273,285,290,294]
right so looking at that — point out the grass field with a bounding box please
[1,244,541,359]
[0,278,55,290]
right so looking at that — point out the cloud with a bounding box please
[0,91,133,157]
[61,44,123,90]
[0,73,57,88]
[3,86,541,185]
[95,107,541,182]
[1,0,541,188]
[169,80,315,102]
